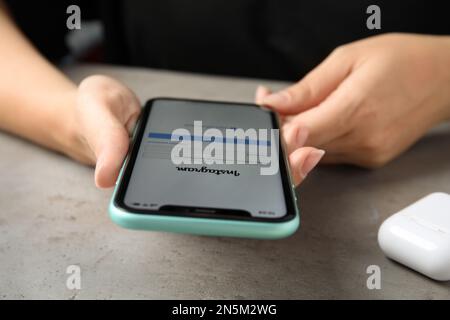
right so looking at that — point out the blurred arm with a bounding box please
[0,0,78,154]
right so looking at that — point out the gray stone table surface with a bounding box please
[1,64,450,299]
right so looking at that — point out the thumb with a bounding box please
[94,121,131,188]
[76,75,141,188]
[261,47,353,114]
[91,109,140,188]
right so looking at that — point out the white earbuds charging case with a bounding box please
[378,192,450,281]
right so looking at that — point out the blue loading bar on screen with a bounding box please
[148,132,271,146]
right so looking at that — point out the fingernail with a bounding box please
[255,85,266,103]
[262,91,290,106]
[256,85,271,104]
[256,85,269,94]
[301,149,325,179]
[296,128,309,148]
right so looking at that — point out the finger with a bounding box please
[124,91,142,134]
[113,89,141,135]
[282,124,309,155]
[94,122,130,188]
[282,105,344,148]
[289,147,325,186]
[261,48,353,114]
[79,102,137,188]
[125,107,141,135]
[255,85,272,104]
[283,77,358,147]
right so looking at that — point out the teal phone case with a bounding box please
[109,199,299,239]
[109,161,300,239]
[108,98,300,239]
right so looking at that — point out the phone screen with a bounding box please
[117,98,296,221]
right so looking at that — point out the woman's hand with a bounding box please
[258,33,450,168]
[65,75,141,188]
[67,75,323,189]
[255,86,325,186]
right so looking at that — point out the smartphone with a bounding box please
[109,97,299,239]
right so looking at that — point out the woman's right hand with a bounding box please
[255,86,325,186]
